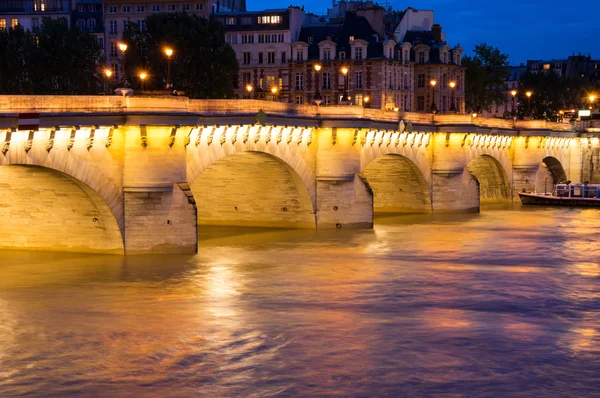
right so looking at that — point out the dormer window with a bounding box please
[355,47,363,60]
[349,35,355,42]
[418,51,425,63]
[308,37,314,44]
[339,51,346,60]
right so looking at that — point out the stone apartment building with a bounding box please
[393,8,464,113]
[212,6,306,101]
[0,0,72,32]
[72,0,104,48]
[102,0,245,81]
[289,10,414,110]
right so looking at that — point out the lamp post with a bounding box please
[589,94,596,111]
[270,86,278,102]
[429,79,438,114]
[364,95,370,108]
[246,84,253,99]
[511,90,517,119]
[164,47,173,90]
[449,81,456,113]
[340,66,349,103]
[139,72,147,91]
[104,68,112,94]
[314,63,322,104]
[118,42,129,87]
[526,90,532,118]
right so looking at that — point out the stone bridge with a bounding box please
[0,96,596,254]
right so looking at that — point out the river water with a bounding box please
[1,206,599,397]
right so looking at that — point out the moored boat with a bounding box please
[518,183,600,206]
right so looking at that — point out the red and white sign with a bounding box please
[17,112,40,131]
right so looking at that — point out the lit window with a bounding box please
[0,19,6,31]
[11,18,19,28]
[544,64,551,70]
[225,17,235,25]
[258,15,281,24]
[349,35,355,41]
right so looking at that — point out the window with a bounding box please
[322,72,331,89]
[296,50,303,62]
[225,17,235,25]
[295,95,304,104]
[257,52,263,64]
[543,64,550,70]
[109,20,117,35]
[323,95,331,105]
[267,52,275,64]
[226,34,237,44]
[355,47,363,60]
[442,52,447,63]
[77,19,85,29]
[241,34,253,44]
[417,74,425,88]
[78,4,86,11]
[241,16,252,24]
[137,20,145,31]
[266,75,275,89]
[112,63,119,80]
[403,72,408,90]
[339,51,345,60]
[0,19,6,31]
[99,37,104,48]
[278,34,284,42]
[258,15,281,24]
[110,42,118,57]
[295,73,304,90]
[308,37,314,44]
[258,34,264,43]
[355,71,363,89]
[404,95,409,111]
[418,51,425,63]
[88,19,96,29]
[122,6,130,12]
[196,3,204,10]
[404,50,409,63]
[281,51,286,63]
[168,5,177,11]
[442,73,447,88]
[152,5,160,12]
[456,55,461,65]
[443,96,448,113]
[123,20,128,31]
[388,71,393,89]
[349,35,355,42]
[417,96,425,111]
[136,5,144,12]
[90,4,97,11]
[355,94,363,106]
[108,6,117,13]
[183,4,190,11]
[243,52,251,64]
[32,18,39,32]
[323,48,331,61]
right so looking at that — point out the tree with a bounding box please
[463,43,510,113]
[122,13,239,98]
[0,18,102,94]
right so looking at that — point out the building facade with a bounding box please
[0,0,71,32]
[72,0,104,48]
[212,7,305,101]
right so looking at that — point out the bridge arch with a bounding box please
[536,156,567,193]
[466,154,512,202]
[0,165,124,253]
[361,154,432,214]
[189,151,316,228]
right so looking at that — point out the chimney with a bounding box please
[432,24,442,43]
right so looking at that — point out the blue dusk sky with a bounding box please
[248,0,600,65]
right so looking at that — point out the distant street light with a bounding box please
[430,79,438,114]
[117,42,129,87]
[314,64,322,104]
[246,84,253,99]
[511,90,517,119]
[270,86,278,101]
[139,72,148,90]
[364,95,370,108]
[165,47,174,90]
[449,81,456,112]
[589,94,596,110]
[104,68,112,95]
[340,66,349,103]
[526,91,533,117]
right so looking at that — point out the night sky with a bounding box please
[248,0,600,65]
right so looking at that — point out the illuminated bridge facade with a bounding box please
[0,96,593,254]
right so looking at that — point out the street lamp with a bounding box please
[449,81,456,112]
[139,72,147,90]
[511,90,517,119]
[429,79,438,114]
[526,91,533,118]
[246,84,253,99]
[117,42,129,87]
[270,86,278,101]
[314,63,322,104]
[589,94,596,110]
[164,47,173,90]
[364,95,370,108]
[104,68,112,94]
[340,66,349,103]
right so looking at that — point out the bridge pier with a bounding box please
[431,170,479,213]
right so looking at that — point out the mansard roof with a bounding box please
[298,12,384,60]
